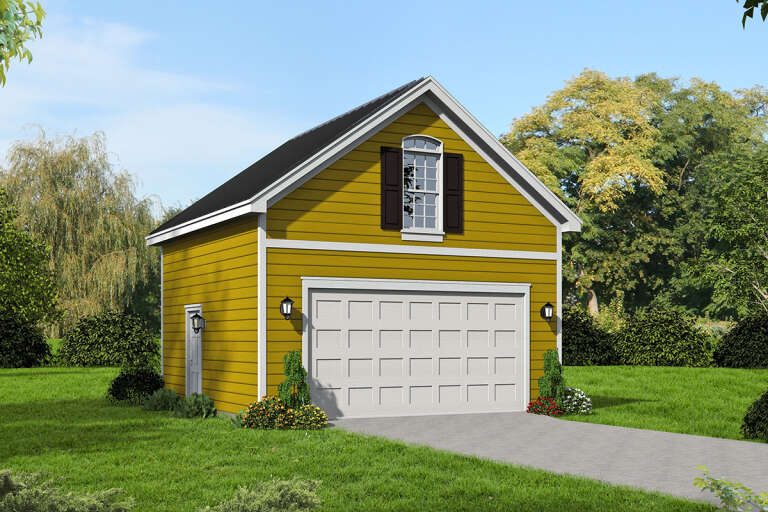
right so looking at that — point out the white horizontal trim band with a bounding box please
[301,276,531,294]
[265,238,557,260]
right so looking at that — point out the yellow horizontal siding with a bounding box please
[162,216,259,414]
[265,248,556,397]
[266,102,556,251]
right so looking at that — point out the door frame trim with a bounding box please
[300,277,531,414]
[184,303,203,397]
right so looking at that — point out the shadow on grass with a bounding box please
[0,398,175,459]
[590,395,655,409]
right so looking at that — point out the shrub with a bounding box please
[277,351,310,409]
[240,397,328,430]
[562,387,593,415]
[538,349,566,407]
[107,368,164,405]
[741,388,768,442]
[713,315,768,369]
[562,306,618,365]
[291,405,328,430]
[173,393,217,419]
[614,307,711,367]
[142,388,181,411]
[526,396,564,416]
[0,317,50,368]
[0,469,134,511]
[241,396,292,429]
[59,311,158,369]
[693,465,768,511]
[198,478,320,512]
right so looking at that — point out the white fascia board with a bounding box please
[257,76,580,232]
[265,238,557,260]
[148,76,581,245]
[145,200,256,246]
[251,79,434,212]
[422,79,582,232]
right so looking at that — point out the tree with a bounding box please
[502,69,665,314]
[0,132,159,332]
[0,0,45,86]
[740,0,768,26]
[702,149,768,316]
[0,188,56,325]
[503,69,768,318]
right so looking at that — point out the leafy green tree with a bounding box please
[502,69,666,314]
[0,0,44,86]
[635,75,768,317]
[503,70,768,318]
[701,149,768,316]
[740,0,768,26]
[0,132,158,332]
[0,188,57,325]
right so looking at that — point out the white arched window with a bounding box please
[402,135,443,238]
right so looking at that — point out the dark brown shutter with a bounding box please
[443,152,464,233]
[380,146,403,230]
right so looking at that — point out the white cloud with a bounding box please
[0,16,301,209]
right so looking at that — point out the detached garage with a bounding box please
[146,77,581,417]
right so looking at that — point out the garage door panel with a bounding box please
[309,288,527,418]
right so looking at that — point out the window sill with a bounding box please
[401,231,445,243]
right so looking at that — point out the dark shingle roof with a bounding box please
[150,77,425,236]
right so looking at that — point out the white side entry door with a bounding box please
[185,304,203,396]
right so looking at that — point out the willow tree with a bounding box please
[0,132,158,332]
[502,69,664,315]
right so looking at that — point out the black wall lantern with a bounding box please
[540,302,554,323]
[190,312,206,333]
[280,297,294,320]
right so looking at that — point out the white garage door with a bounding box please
[306,284,529,419]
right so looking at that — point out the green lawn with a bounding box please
[0,367,711,511]
[564,365,768,440]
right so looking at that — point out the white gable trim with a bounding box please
[146,76,580,246]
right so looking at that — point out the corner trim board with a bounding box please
[257,213,267,401]
[160,247,164,377]
[265,238,557,260]
[556,225,563,363]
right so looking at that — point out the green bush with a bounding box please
[0,317,50,368]
[142,388,180,411]
[741,388,768,442]
[173,393,216,419]
[614,307,711,367]
[240,397,327,430]
[107,368,164,405]
[277,351,310,409]
[713,315,768,369]
[198,478,320,512]
[562,306,618,365]
[538,349,566,407]
[0,469,134,511]
[59,311,158,369]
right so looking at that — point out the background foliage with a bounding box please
[0,0,44,86]
[58,311,158,369]
[503,69,768,320]
[0,133,161,333]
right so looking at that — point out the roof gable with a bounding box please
[147,77,580,245]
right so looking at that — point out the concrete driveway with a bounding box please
[332,413,768,505]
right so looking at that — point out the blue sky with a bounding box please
[1,1,766,212]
